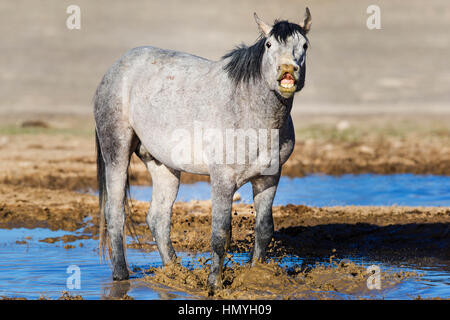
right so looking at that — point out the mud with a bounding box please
[1,177,448,299]
[141,258,418,299]
[1,181,448,259]
[1,291,84,300]
[283,136,450,177]
[0,132,448,299]
[0,133,449,194]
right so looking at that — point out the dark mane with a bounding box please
[222,38,266,85]
[270,20,307,43]
[222,20,306,85]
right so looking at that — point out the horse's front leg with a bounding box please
[250,173,280,263]
[207,175,235,295]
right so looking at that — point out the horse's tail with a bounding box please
[96,129,109,262]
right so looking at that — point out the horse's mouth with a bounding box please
[278,72,297,95]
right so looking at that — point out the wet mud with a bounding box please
[0,134,448,299]
[1,291,84,300]
[0,182,448,299]
[140,258,418,299]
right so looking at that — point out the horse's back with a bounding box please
[119,46,213,79]
[94,45,218,124]
[96,45,213,100]
[96,46,224,173]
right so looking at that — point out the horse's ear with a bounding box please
[254,12,271,37]
[302,7,312,33]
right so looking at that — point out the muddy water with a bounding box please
[0,228,189,299]
[1,174,449,299]
[130,174,450,206]
[0,227,449,299]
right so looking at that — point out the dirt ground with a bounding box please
[1,114,449,192]
[1,176,448,299]
[0,122,448,299]
[1,181,448,259]
[0,112,449,299]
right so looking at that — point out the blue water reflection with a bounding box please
[129,174,450,207]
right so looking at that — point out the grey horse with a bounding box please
[94,8,311,294]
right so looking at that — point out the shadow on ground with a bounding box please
[275,222,450,266]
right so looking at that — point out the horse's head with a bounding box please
[254,8,311,98]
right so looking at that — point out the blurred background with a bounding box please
[1,0,449,128]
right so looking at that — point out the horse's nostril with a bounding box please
[279,64,297,74]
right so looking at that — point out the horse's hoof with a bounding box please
[207,284,216,297]
[113,274,129,281]
[113,269,129,281]
[207,274,220,296]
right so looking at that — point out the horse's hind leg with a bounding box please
[97,124,137,281]
[105,160,131,280]
[137,148,180,265]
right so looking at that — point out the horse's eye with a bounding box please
[266,41,271,48]
[303,43,308,50]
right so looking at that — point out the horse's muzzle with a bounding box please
[277,64,298,97]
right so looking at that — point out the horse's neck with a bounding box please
[233,81,293,130]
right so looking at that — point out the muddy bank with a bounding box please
[127,202,450,262]
[0,183,448,299]
[0,184,97,231]
[0,134,449,193]
[283,137,450,177]
[0,129,448,299]
[1,291,85,300]
[1,183,448,260]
